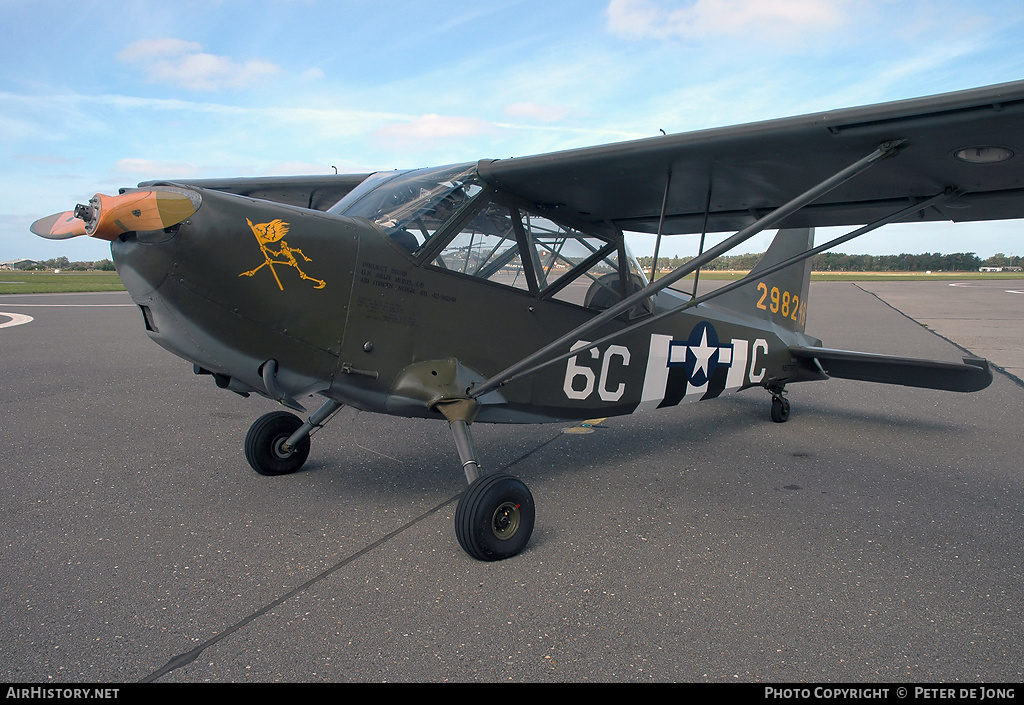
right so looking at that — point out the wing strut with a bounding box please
[470,140,905,399]
[473,187,957,394]
[674,188,962,312]
[648,169,672,282]
[690,182,714,298]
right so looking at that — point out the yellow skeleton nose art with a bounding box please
[239,218,326,290]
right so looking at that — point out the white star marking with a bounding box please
[689,328,716,380]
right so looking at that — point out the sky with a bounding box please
[3,0,1024,263]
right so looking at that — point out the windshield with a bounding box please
[327,164,482,248]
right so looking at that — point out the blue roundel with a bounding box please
[668,322,734,387]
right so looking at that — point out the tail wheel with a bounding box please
[771,396,791,423]
[245,411,310,476]
[455,473,535,561]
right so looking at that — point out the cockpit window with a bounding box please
[328,170,404,213]
[330,163,651,317]
[328,164,482,252]
[429,195,653,318]
[430,202,531,291]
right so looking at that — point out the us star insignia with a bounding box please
[668,322,733,386]
[239,218,326,290]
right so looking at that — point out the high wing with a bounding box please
[477,80,1024,234]
[140,173,371,211]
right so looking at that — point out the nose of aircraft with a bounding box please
[31,188,200,242]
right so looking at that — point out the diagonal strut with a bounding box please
[469,140,906,399]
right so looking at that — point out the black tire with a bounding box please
[771,396,790,423]
[455,473,535,561]
[244,411,310,476]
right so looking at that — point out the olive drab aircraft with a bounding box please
[32,80,1024,560]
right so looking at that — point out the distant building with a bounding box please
[1,259,38,270]
[980,266,1024,272]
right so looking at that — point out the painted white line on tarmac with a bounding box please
[0,312,34,329]
[949,282,1024,294]
[0,302,133,328]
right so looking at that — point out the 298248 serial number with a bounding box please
[756,282,807,327]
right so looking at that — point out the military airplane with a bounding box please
[32,80,1024,560]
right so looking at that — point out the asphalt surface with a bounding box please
[855,278,1024,382]
[0,281,1022,683]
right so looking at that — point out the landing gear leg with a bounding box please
[282,399,345,454]
[450,419,482,484]
[244,399,344,476]
[769,386,790,423]
[439,400,535,561]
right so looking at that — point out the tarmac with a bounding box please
[0,279,1021,683]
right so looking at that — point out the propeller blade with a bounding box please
[30,211,88,240]
[32,188,201,242]
[82,189,200,241]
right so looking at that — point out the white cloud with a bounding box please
[373,114,497,150]
[116,158,201,178]
[606,0,849,41]
[117,38,282,91]
[13,154,82,167]
[504,101,571,123]
[117,38,202,62]
[299,67,326,82]
[258,161,337,175]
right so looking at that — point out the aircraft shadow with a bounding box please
[288,388,958,499]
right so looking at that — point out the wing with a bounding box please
[139,173,372,211]
[478,80,1024,234]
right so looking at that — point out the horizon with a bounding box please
[7,246,1020,270]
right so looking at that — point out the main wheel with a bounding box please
[245,411,310,476]
[455,473,535,561]
[771,396,791,423]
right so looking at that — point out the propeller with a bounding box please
[29,211,87,240]
[31,188,201,242]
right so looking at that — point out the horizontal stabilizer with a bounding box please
[790,346,992,392]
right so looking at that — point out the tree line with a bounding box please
[639,252,1022,272]
[14,257,116,271]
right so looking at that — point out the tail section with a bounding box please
[710,227,813,333]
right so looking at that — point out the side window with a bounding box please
[426,198,651,317]
[521,214,649,316]
[521,213,614,298]
[431,203,530,292]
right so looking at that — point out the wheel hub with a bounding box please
[272,435,294,459]
[491,502,521,540]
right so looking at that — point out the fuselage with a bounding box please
[111,165,818,425]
